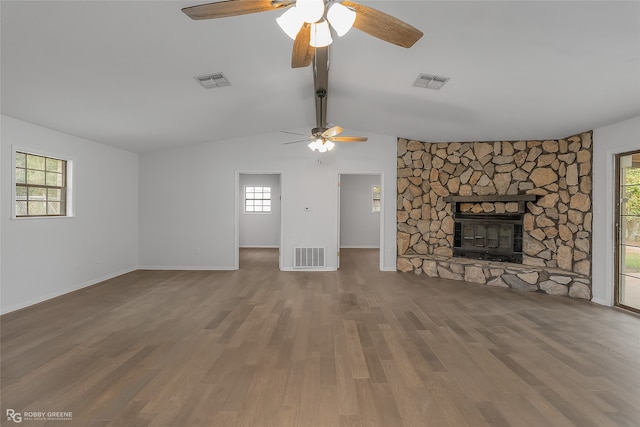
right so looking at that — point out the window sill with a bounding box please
[11,215,76,221]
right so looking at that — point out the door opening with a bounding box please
[615,151,640,313]
[338,173,382,270]
[236,172,283,270]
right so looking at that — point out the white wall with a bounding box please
[1,115,139,313]
[239,173,280,247]
[340,174,380,248]
[592,115,640,305]
[139,130,397,271]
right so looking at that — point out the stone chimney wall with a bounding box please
[397,132,593,279]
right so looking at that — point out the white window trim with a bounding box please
[243,185,272,214]
[11,145,75,220]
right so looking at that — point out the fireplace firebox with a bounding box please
[445,194,538,264]
[453,215,523,263]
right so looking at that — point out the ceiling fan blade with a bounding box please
[280,130,309,136]
[321,125,344,138]
[328,136,368,142]
[292,23,315,68]
[341,1,423,48]
[182,0,288,20]
[283,139,310,144]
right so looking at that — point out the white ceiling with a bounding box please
[2,1,639,153]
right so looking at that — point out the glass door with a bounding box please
[616,151,640,313]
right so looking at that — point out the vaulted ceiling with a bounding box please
[2,1,639,153]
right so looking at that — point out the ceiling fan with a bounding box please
[181,0,424,68]
[281,122,368,152]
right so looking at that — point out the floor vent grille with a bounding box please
[294,247,325,268]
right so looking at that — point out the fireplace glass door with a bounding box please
[462,224,511,250]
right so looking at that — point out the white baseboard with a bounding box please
[340,245,380,249]
[1,266,138,315]
[590,297,612,306]
[381,267,397,272]
[137,265,236,271]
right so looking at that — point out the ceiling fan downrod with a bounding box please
[314,89,327,129]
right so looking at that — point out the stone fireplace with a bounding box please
[396,133,593,299]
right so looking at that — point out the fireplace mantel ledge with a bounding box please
[444,194,540,214]
[443,194,539,203]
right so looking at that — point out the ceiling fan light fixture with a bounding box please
[327,3,356,37]
[296,0,325,24]
[308,138,332,152]
[310,20,333,47]
[277,7,304,40]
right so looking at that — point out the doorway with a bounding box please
[338,173,382,270]
[236,172,283,270]
[615,151,640,313]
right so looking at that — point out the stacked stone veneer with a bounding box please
[396,132,593,299]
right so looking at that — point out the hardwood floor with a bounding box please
[1,248,639,426]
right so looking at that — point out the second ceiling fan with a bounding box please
[281,45,369,152]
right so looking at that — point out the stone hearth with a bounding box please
[396,132,593,299]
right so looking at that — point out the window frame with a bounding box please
[371,185,381,213]
[12,146,74,220]
[243,185,272,214]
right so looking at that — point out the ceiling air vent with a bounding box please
[194,72,231,89]
[413,73,450,90]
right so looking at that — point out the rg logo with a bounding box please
[6,409,22,423]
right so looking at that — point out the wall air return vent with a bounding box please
[413,73,450,90]
[194,72,231,89]
[294,247,325,269]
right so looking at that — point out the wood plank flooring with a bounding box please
[1,248,639,426]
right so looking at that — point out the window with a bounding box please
[244,186,271,213]
[15,151,67,217]
[372,185,381,213]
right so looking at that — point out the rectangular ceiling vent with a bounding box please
[413,73,450,90]
[194,72,231,89]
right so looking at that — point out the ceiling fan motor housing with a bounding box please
[312,127,329,136]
